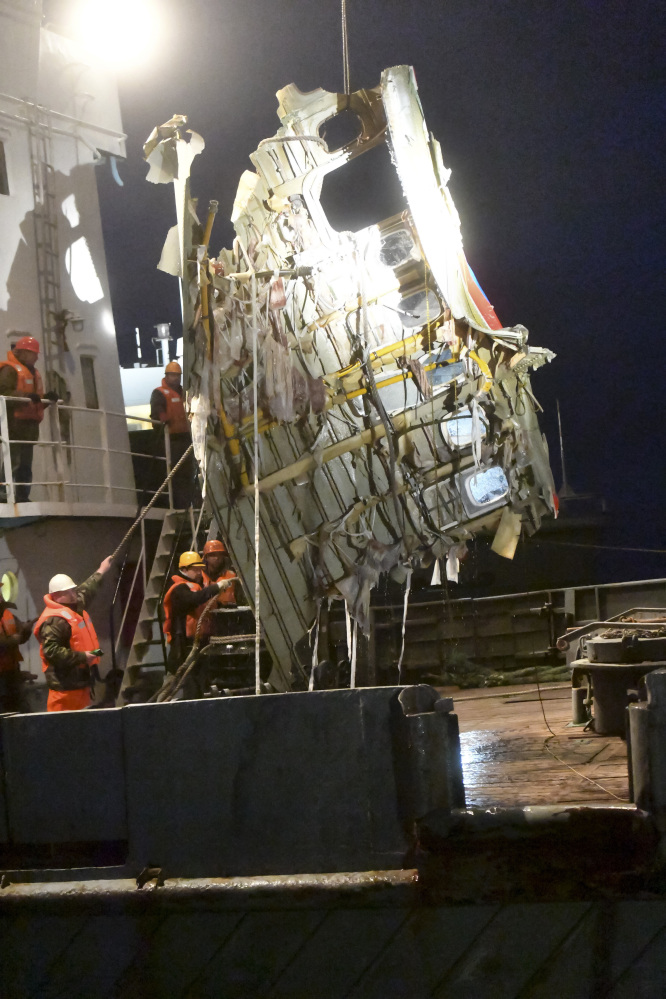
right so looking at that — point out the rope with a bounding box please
[341,0,350,94]
[533,540,666,555]
[110,443,194,562]
[155,594,218,702]
[252,273,262,695]
[396,568,412,683]
[533,661,625,802]
[191,500,206,549]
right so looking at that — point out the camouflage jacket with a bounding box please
[39,572,102,691]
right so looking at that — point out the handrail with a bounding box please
[0,395,157,424]
[0,394,176,509]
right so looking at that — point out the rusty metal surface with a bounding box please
[2,874,666,996]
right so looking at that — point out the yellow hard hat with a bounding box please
[165,361,182,374]
[178,551,205,570]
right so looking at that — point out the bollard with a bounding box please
[628,668,666,827]
[393,685,466,828]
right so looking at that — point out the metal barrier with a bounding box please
[365,576,666,681]
[0,395,174,508]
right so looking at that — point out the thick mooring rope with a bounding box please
[110,443,195,563]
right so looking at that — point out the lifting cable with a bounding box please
[341,0,350,95]
[251,272,262,695]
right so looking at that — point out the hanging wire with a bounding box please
[396,567,413,683]
[252,272,262,695]
[349,619,358,687]
[341,0,351,95]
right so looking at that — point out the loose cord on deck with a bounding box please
[533,662,625,802]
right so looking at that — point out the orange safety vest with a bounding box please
[0,351,45,422]
[155,380,190,435]
[202,570,237,606]
[33,595,100,712]
[162,575,204,644]
[0,607,22,673]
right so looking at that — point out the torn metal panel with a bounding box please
[147,66,557,691]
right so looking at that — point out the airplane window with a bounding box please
[467,466,509,505]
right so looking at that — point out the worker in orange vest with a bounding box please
[150,360,194,508]
[202,540,237,604]
[33,555,113,712]
[0,589,33,713]
[201,539,238,637]
[0,334,57,502]
[162,551,230,686]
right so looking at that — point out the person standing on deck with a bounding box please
[0,590,33,713]
[0,334,57,502]
[150,360,194,508]
[34,556,113,712]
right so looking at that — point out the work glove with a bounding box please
[28,393,42,404]
[43,391,60,402]
[216,579,232,591]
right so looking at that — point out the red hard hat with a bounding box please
[14,336,40,355]
[203,540,227,555]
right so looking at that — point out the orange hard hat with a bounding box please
[165,361,182,374]
[14,335,40,355]
[203,540,227,555]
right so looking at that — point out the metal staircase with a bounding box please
[117,509,195,703]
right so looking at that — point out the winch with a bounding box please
[557,608,666,735]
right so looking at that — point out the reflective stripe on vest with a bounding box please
[155,380,189,435]
[0,352,45,422]
[33,594,100,674]
[0,607,21,672]
[162,575,202,643]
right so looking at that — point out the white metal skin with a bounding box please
[152,66,557,690]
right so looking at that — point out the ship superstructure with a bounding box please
[0,0,167,680]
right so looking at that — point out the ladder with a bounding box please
[117,509,192,703]
[27,106,61,372]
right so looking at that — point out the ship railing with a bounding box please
[0,395,176,510]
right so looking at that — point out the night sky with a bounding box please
[50,0,664,557]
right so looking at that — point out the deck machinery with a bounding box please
[146,65,557,691]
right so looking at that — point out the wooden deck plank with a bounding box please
[448,682,630,807]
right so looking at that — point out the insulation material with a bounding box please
[491,506,523,559]
[147,66,557,692]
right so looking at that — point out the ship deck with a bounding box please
[448,681,630,807]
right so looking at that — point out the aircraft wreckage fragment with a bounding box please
[145,65,556,691]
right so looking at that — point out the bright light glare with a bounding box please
[70,0,161,69]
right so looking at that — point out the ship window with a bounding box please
[320,142,407,233]
[0,142,9,196]
[81,355,99,409]
[466,466,509,506]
